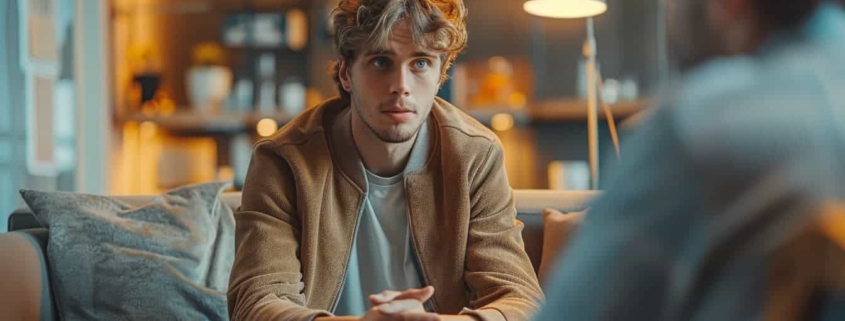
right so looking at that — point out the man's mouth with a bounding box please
[382,106,415,122]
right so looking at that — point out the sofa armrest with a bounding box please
[0,228,56,321]
[8,210,42,232]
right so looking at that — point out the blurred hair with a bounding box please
[330,0,468,101]
[754,0,824,31]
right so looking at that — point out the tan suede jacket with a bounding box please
[228,97,544,321]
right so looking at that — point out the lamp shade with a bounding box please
[523,0,607,19]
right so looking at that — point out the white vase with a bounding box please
[186,66,233,113]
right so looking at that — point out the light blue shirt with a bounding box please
[333,170,423,316]
[536,3,845,321]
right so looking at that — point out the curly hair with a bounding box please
[330,0,468,102]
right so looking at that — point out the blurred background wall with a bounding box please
[1,0,670,228]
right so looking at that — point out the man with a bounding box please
[227,1,543,321]
[536,0,845,320]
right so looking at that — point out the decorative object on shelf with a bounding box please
[186,41,232,113]
[279,77,306,115]
[286,9,308,51]
[601,78,620,104]
[525,0,608,190]
[229,78,254,112]
[620,76,640,101]
[223,13,285,48]
[127,43,163,110]
[131,73,161,107]
[471,56,527,109]
[255,53,277,115]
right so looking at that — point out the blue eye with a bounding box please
[372,58,388,68]
[414,60,429,69]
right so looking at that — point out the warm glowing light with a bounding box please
[523,0,607,19]
[256,118,279,137]
[139,121,158,138]
[286,9,309,51]
[491,113,515,132]
[217,166,235,182]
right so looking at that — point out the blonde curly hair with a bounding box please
[330,0,468,101]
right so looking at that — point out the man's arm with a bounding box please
[461,140,545,321]
[228,140,333,321]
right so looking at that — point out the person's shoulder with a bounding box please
[675,56,766,114]
[431,97,501,150]
[671,52,835,165]
[676,45,832,119]
[675,53,826,129]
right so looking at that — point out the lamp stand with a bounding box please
[586,17,600,190]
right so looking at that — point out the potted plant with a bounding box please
[186,41,232,113]
[127,43,163,113]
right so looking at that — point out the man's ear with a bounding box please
[338,57,352,92]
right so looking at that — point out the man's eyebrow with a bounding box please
[364,48,395,56]
[362,49,440,59]
[412,51,439,59]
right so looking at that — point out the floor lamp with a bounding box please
[524,0,608,190]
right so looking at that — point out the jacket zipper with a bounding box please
[329,194,368,313]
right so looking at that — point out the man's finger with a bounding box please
[369,290,404,305]
[376,299,426,314]
[392,286,435,302]
[369,286,435,305]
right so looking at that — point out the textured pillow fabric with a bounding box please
[19,182,235,321]
[538,208,587,290]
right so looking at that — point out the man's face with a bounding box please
[666,0,724,71]
[340,20,443,143]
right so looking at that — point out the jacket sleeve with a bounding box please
[460,140,546,321]
[228,140,333,321]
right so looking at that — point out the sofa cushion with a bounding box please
[19,182,234,320]
[538,208,586,290]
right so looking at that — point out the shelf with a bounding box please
[117,109,296,136]
[116,98,650,136]
[467,98,650,125]
[531,98,649,122]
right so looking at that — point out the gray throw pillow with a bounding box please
[20,182,235,321]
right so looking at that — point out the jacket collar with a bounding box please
[328,100,438,192]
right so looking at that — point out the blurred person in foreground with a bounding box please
[536,0,845,320]
[227,1,543,321]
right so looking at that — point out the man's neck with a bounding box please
[351,113,418,178]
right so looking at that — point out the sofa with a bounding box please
[0,189,597,320]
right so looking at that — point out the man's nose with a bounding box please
[389,66,412,97]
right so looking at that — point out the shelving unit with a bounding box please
[469,98,648,126]
[117,110,296,136]
[115,98,649,138]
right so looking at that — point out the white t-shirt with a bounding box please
[333,170,423,316]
